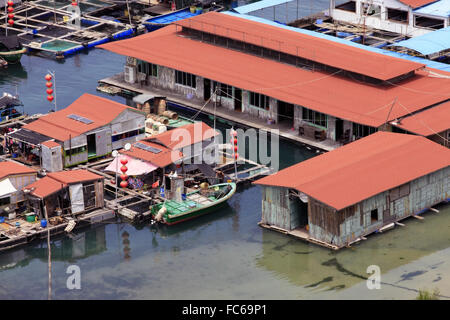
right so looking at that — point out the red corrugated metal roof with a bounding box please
[47,169,102,185]
[174,12,424,81]
[24,169,102,198]
[146,122,218,149]
[99,26,450,127]
[122,123,216,167]
[0,161,36,180]
[399,0,438,8]
[41,140,61,148]
[23,94,140,141]
[254,132,450,210]
[122,140,183,168]
[394,101,450,136]
[24,176,64,199]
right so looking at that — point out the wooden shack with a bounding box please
[254,132,450,249]
[0,161,37,215]
[23,169,105,219]
[6,94,145,170]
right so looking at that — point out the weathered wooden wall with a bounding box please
[309,166,450,247]
[261,186,291,230]
[8,173,37,205]
[61,109,144,167]
[261,186,307,230]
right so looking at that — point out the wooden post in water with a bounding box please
[44,207,52,300]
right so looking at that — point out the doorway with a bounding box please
[335,118,344,141]
[278,101,294,126]
[296,198,309,227]
[234,88,242,112]
[204,79,211,101]
[87,134,96,158]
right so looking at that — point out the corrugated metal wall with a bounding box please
[309,166,450,247]
[9,173,37,205]
[42,145,63,172]
[261,186,291,230]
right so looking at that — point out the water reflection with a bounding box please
[0,225,107,271]
[256,202,450,293]
[147,202,236,240]
[0,63,28,85]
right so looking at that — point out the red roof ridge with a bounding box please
[99,26,450,128]
[175,12,425,81]
[0,161,37,180]
[23,94,141,141]
[46,169,102,185]
[394,100,450,136]
[254,132,450,210]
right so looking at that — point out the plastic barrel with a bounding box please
[41,219,47,228]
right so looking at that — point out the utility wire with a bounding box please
[396,101,450,144]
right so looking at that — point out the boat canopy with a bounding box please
[105,154,158,176]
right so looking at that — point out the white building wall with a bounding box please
[331,0,437,37]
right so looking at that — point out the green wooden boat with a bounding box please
[0,36,26,64]
[151,182,236,225]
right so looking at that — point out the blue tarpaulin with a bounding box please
[224,11,450,72]
[413,0,450,17]
[232,0,294,14]
[388,27,450,55]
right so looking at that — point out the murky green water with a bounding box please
[1,1,449,300]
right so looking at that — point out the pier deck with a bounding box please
[99,74,341,152]
[77,145,273,222]
[0,208,115,252]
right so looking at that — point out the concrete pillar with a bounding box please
[242,91,249,113]
[355,0,362,16]
[195,75,204,100]
[293,105,302,130]
[329,0,335,17]
[408,8,414,29]
[269,98,277,123]
[327,115,336,140]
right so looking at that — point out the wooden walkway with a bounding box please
[258,222,340,250]
[0,208,115,252]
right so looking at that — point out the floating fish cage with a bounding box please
[0,0,145,59]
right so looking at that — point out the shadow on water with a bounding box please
[0,224,108,273]
[0,63,28,85]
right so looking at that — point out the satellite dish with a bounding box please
[124,143,131,151]
[112,150,119,157]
